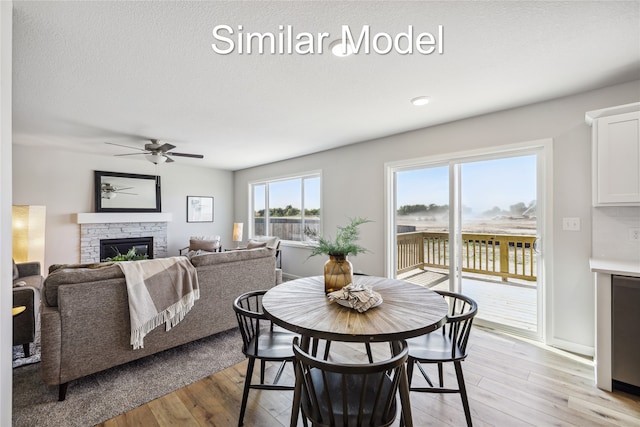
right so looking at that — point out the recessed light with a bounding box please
[411,96,431,106]
[330,39,354,57]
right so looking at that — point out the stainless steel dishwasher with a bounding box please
[612,274,640,395]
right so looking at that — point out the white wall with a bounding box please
[12,145,234,269]
[0,2,12,424]
[235,80,640,354]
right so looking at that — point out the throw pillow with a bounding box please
[256,236,279,249]
[12,259,19,280]
[246,239,268,249]
[186,249,216,259]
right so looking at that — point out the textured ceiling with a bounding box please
[11,1,640,170]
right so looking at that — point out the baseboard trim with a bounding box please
[550,337,595,357]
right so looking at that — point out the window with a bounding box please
[251,173,321,242]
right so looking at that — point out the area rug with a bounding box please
[12,341,41,369]
[12,328,244,427]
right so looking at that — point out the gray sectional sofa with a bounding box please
[40,247,281,400]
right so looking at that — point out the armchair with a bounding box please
[12,260,44,357]
[179,235,222,256]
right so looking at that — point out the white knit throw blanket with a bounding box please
[117,257,200,349]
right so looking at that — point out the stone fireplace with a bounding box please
[77,213,172,264]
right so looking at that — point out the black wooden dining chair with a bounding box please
[405,290,478,427]
[233,290,297,426]
[293,336,408,427]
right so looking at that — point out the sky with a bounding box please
[397,154,537,215]
[256,176,321,211]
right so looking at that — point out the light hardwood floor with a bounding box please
[98,326,640,427]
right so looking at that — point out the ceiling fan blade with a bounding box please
[107,139,197,163]
[105,142,148,152]
[167,152,204,159]
[157,143,176,152]
[117,192,138,196]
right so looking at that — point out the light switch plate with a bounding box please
[562,217,581,231]
[630,228,640,241]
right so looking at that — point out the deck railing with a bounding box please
[397,231,537,282]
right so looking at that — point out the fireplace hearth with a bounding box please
[100,237,154,261]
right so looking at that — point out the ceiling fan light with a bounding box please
[146,153,167,164]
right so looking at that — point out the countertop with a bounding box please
[590,258,640,276]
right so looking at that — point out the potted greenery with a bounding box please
[305,217,371,293]
[103,248,148,262]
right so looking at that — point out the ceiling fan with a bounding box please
[101,183,137,200]
[105,139,204,164]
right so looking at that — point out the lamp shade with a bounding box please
[12,205,47,268]
[232,222,244,243]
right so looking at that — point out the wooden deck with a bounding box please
[399,268,537,334]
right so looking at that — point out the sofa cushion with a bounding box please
[44,263,123,307]
[190,247,275,267]
[13,259,19,280]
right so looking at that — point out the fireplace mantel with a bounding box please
[76,212,172,224]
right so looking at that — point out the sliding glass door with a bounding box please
[389,143,549,340]
[395,165,452,288]
[457,155,539,335]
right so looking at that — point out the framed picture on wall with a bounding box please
[187,196,214,222]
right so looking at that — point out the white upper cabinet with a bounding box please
[586,103,640,206]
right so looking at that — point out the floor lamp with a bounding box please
[12,205,47,268]
[233,223,243,249]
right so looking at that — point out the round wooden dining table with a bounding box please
[262,275,449,427]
